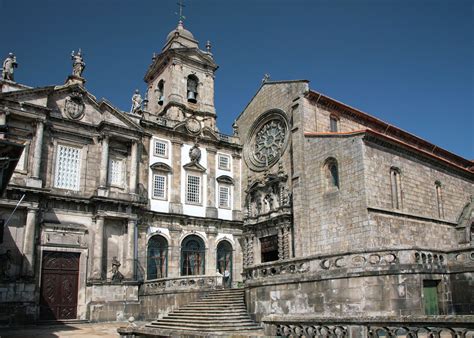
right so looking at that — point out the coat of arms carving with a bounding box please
[64,92,85,120]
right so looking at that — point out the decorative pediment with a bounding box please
[183,161,206,173]
[217,175,234,185]
[150,162,172,173]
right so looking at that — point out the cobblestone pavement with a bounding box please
[0,322,134,338]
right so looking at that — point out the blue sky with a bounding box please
[1,0,472,159]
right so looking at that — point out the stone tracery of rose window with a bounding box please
[253,120,286,166]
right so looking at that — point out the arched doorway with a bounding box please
[217,240,233,288]
[147,235,168,279]
[181,235,205,276]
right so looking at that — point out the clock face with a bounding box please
[185,118,201,134]
[244,110,289,171]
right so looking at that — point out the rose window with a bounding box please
[254,120,286,165]
[244,110,289,171]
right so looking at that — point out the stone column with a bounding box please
[286,224,293,259]
[99,135,109,188]
[22,208,38,277]
[206,148,217,218]
[278,227,284,260]
[129,141,138,194]
[232,154,242,221]
[168,223,182,277]
[92,216,105,279]
[125,218,137,279]
[29,120,44,188]
[169,139,183,214]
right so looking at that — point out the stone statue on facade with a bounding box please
[130,89,143,114]
[111,256,124,282]
[71,49,85,77]
[189,142,201,164]
[2,53,18,81]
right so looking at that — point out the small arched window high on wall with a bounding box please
[157,80,164,106]
[390,167,402,209]
[181,235,205,276]
[147,235,168,280]
[435,181,444,218]
[324,157,339,190]
[187,75,198,103]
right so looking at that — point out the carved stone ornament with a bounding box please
[189,143,201,163]
[64,91,85,120]
[185,118,201,134]
[244,110,289,171]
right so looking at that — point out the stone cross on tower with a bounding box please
[176,0,186,22]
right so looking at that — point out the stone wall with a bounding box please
[0,282,36,324]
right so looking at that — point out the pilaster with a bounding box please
[169,139,183,214]
[22,207,38,277]
[206,148,217,218]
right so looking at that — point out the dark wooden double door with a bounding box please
[40,251,80,320]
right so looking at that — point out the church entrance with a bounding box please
[39,251,80,320]
[216,241,232,288]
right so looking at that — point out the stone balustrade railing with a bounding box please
[140,274,223,295]
[262,314,474,337]
[244,248,474,282]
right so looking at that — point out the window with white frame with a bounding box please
[54,144,81,190]
[186,174,201,204]
[152,174,167,199]
[218,185,231,208]
[108,158,124,186]
[154,139,168,158]
[218,154,230,171]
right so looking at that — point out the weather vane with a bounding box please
[176,0,186,22]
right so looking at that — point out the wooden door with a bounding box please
[40,251,80,320]
[423,280,439,315]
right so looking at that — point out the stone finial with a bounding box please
[206,40,212,53]
[152,52,157,62]
[262,73,270,84]
[2,53,18,82]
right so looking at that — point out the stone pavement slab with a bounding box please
[0,321,132,338]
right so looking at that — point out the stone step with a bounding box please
[181,303,247,308]
[167,313,250,318]
[201,296,245,301]
[156,318,256,325]
[186,300,244,306]
[145,324,263,333]
[147,321,262,330]
[174,310,249,315]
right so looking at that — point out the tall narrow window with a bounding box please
[181,235,205,276]
[218,154,231,171]
[157,80,164,106]
[108,158,123,186]
[324,157,339,190]
[147,235,168,279]
[390,167,402,209]
[186,174,201,204]
[330,116,339,132]
[55,145,81,190]
[435,181,444,218]
[187,75,198,103]
[219,185,231,208]
[152,174,167,199]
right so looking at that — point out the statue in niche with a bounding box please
[130,89,143,114]
[111,256,124,282]
[0,250,13,281]
[2,53,17,81]
[189,142,201,163]
[71,49,85,77]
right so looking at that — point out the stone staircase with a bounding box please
[145,288,263,335]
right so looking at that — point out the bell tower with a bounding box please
[143,17,218,130]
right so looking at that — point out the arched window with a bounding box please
[181,235,205,276]
[217,241,233,288]
[147,235,168,279]
[390,167,402,209]
[187,75,198,103]
[157,80,164,105]
[324,157,339,190]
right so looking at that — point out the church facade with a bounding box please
[0,19,473,334]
